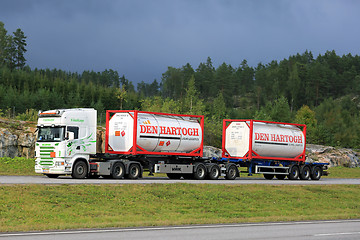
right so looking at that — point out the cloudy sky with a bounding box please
[1,0,359,85]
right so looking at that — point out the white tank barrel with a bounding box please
[107,111,203,156]
[223,120,305,159]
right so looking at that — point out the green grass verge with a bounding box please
[0,157,38,176]
[0,184,359,232]
[323,166,360,178]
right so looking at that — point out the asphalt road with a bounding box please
[1,175,360,185]
[1,220,360,240]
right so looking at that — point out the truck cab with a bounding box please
[35,108,97,178]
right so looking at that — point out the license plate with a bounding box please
[42,169,49,173]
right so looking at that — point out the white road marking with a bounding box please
[315,232,360,237]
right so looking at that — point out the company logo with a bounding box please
[142,120,151,124]
[139,125,200,136]
[121,130,125,137]
[71,119,85,123]
[255,132,303,143]
[166,141,171,146]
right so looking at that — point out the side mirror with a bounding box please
[66,132,75,141]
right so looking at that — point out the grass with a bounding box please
[0,157,38,176]
[324,166,360,178]
[0,184,359,232]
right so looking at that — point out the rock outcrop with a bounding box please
[306,144,360,168]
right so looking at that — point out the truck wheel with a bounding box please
[208,164,220,180]
[310,166,322,180]
[72,161,88,179]
[128,164,141,179]
[276,175,286,180]
[111,162,125,179]
[299,165,311,180]
[193,163,207,180]
[167,173,182,179]
[225,164,238,180]
[263,174,274,180]
[288,164,299,180]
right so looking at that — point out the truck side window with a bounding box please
[67,126,79,139]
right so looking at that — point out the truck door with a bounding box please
[66,126,80,157]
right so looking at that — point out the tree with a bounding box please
[0,21,7,66]
[116,86,127,110]
[195,57,215,97]
[183,75,205,115]
[13,28,27,69]
[295,105,317,143]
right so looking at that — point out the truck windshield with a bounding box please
[37,126,65,142]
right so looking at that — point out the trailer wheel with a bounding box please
[288,164,299,180]
[263,174,274,180]
[167,173,182,179]
[225,164,238,180]
[193,163,207,180]
[310,166,322,180]
[128,164,141,179]
[111,162,125,179]
[208,164,220,180]
[72,160,88,179]
[276,175,286,180]
[299,165,311,180]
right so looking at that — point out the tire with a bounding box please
[71,161,88,179]
[167,173,182,179]
[288,164,300,180]
[276,175,286,180]
[111,162,125,179]
[193,163,207,180]
[46,174,59,178]
[225,164,238,180]
[310,166,322,180]
[208,164,220,180]
[127,164,141,179]
[263,174,274,180]
[299,165,311,180]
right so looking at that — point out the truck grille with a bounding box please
[39,146,55,166]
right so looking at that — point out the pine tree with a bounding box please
[13,28,27,69]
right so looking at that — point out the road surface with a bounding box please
[0,175,360,185]
[1,220,360,240]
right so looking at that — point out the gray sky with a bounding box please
[1,0,360,85]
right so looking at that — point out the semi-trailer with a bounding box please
[222,119,328,180]
[35,108,328,180]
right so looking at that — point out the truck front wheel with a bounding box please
[72,161,88,179]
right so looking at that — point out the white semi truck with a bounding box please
[35,108,327,180]
[35,108,228,179]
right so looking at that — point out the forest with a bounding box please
[0,22,359,149]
